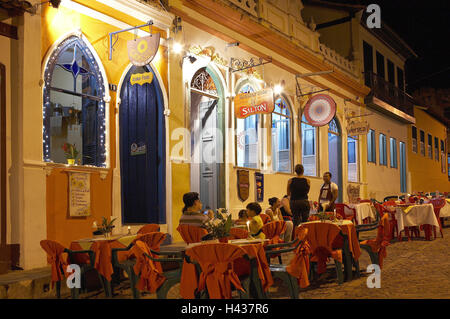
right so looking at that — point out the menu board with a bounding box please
[69,172,91,217]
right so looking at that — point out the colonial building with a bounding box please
[301,0,418,200]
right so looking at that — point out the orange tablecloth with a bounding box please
[179,242,273,299]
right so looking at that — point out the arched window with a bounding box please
[272,96,292,173]
[301,114,318,176]
[235,84,259,168]
[43,35,106,167]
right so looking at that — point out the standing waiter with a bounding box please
[287,164,311,227]
[318,172,339,212]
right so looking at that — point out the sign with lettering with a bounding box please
[130,72,154,86]
[130,142,147,156]
[234,88,274,119]
[127,34,160,66]
[347,119,370,136]
[69,172,91,217]
[255,172,264,202]
[237,170,250,202]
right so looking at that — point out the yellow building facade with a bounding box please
[2,0,373,270]
[408,106,449,193]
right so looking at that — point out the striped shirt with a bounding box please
[179,210,210,228]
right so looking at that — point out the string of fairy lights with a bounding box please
[43,35,107,167]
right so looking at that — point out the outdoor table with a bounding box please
[395,204,440,240]
[70,234,138,281]
[347,202,378,224]
[301,220,361,281]
[171,238,273,299]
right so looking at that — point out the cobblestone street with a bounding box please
[72,224,450,300]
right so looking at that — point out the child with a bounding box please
[246,202,266,239]
[234,209,249,226]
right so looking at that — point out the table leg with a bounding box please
[342,237,353,282]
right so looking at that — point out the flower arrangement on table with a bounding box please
[62,142,79,164]
[308,211,341,222]
[95,217,117,238]
[204,208,232,242]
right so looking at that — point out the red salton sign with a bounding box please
[234,88,274,119]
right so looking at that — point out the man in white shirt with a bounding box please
[318,172,339,212]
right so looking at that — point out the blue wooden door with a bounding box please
[120,65,165,224]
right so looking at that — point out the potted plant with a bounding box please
[62,142,79,165]
[205,208,232,242]
[97,217,116,238]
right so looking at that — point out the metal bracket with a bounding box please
[109,20,153,61]
[295,70,333,101]
[230,56,272,73]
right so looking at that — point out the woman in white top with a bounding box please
[265,197,293,242]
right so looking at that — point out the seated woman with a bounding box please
[265,197,293,242]
[246,202,266,239]
[179,192,214,228]
[234,209,249,226]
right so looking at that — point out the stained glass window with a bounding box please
[272,97,291,173]
[191,68,217,96]
[43,36,106,167]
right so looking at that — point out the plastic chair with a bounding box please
[262,221,287,264]
[40,240,97,299]
[300,223,345,285]
[137,224,161,235]
[335,203,356,223]
[430,198,445,238]
[383,195,399,202]
[176,224,209,244]
[184,243,262,299]
[259,213,271,224]
[374,202,396,239]
[359,214,390,268]
[111,236,183,299]
[383,200,414,241]
[265,228,307,299]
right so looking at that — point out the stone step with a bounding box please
[0,267,71,299]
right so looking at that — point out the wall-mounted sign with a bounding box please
[255,172,264,202]
[303,94,336,126]
[130,72,154,86]
[127,33,160,66]
[347,119,370,136]
[130,142,147,156]
[237,169,250,202]
[69,172,91,217]
[234,88,274,119]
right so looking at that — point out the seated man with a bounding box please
[179,192,213,228]
[318,172,339,212]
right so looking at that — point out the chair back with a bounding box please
[177,224,208,244]
[286,227,310,288]
[383,200,397,207]
[40,240,68,285]
[137,224,161,235]
[376,213,391,244]
[300,223,341,254]
[373,202,386,218]
[130,240,166,293]
[185,243,247,299]
[383,195,399,202]
[259,213,271,224]
[229,227,249,239]
[431,198,446,216]
[262,220,286,239]
[359,199,372,203]
[134,232,166,251]
[335,203,355,220]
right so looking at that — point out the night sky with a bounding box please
[323,0,450,92]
